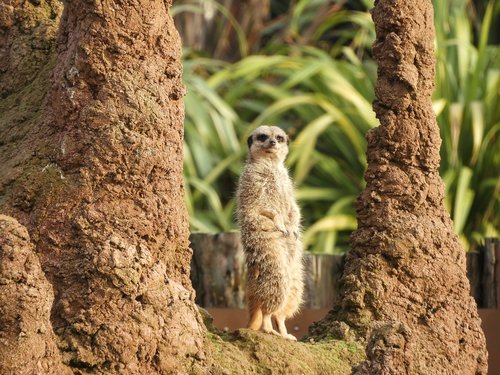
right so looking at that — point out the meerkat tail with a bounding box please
[247,304,263,330]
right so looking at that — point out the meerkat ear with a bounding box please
[286,135,290,145]
[247,135,253,148]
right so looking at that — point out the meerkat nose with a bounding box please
[270,140,276,146]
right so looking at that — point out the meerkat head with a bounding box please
[246,125,289,163]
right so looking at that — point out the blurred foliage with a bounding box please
[434,0,500,249]
[175,0,500,253]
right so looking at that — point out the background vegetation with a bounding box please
[174,0,499,253]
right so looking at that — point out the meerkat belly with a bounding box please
[265,171,293,222]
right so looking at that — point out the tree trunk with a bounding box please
[0,215,71,374]
[310,0,488,373]
[1,0,207,372]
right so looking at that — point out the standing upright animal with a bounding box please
[236,125,304,341]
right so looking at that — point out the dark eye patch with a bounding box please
[256,133,268,142]
[276,135,284,143]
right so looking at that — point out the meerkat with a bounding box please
[236,125,304,341]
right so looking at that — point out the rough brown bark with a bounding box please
[0,215,71,374]
[310,0,488,373]
[41,1,208,371]
[1,0,208,373]
[0,0,62,214]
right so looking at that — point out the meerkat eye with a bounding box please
[276,135,284,143]
[256,134,268,142]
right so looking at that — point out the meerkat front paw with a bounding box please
[260,218,277,231]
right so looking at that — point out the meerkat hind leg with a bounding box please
[262,313,280,336]
[247,305,263,330]
[274,314,297,341]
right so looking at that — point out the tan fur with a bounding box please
[236,125,304,341]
